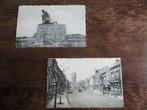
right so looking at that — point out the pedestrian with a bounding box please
[66,89,70,104]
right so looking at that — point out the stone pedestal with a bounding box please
[35,24,66,44]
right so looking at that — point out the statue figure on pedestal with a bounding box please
[42,9,57,24]
[42,9,51,24]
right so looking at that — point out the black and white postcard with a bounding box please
[46,58,124,108]
[16,5,86,47]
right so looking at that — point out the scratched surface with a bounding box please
[0,0,147,110]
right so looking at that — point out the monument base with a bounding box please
[35,24,66,43]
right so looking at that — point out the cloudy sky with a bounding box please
[16,5,86,37]
[56,58,121,82]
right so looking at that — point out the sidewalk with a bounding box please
[47,94,71,108]
[93,90,123,100]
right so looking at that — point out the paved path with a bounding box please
[47,94,70,108]
[68,91,124,108]
[47,91,124,108]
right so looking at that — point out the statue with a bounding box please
[42,9,57,24]
[42,9,52,24]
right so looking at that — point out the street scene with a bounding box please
[46,58,124,108]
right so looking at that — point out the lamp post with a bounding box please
[52,78,57,108]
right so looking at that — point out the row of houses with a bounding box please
[77,59,123,96]
[46,58,70,103]
[93,59,123,96]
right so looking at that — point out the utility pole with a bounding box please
[54,81,57,108]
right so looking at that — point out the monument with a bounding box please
[16,8,86,48]
[35,10,66,46]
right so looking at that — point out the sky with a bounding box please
[55,58,121,82]
[16,5,86,37]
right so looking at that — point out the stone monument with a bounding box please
[35,10,66,46]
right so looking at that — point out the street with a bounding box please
[47,90,124,108]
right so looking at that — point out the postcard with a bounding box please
[46,58,124,108]
[16,5,86,48]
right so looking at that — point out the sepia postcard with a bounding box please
[16,5,86,48]
[46,58,124,108]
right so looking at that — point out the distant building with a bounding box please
[71,72,77,92]
[16,37,35,48]
[64,34,86,47]
[85,77,93,89]
[77,80,87,91]
[92,69,101,90]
